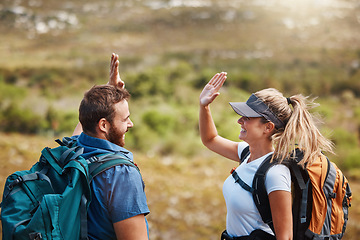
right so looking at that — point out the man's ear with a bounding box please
[98,118,109,134]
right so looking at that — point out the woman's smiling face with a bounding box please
[237,116,268,144]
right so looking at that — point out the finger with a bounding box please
[213,72,227,90]
[116,76,125,88]
[113,58,118,69]
[209,72,227,86]
[208,73,221,86]
[110,53,115,70]
[118,80,125,89]
[110,53,118,72]
[214,76,226,90]
[115,55,120,73]
[209,92,220,103]
[115,60,120,76]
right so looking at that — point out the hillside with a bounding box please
[1,0,360,68]
[1,0,359,166]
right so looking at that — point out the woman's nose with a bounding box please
[128,119,134,128]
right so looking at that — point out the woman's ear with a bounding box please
[264,121,276,134]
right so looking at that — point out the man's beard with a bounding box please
[106,124,125,147]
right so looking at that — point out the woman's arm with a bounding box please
[268,190,293,240]
[199,72,239,161]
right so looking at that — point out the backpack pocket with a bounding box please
[1,172,54,240]
[305,156,352,239]
[329,162,352,237]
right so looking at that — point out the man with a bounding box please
[72,53,150,240]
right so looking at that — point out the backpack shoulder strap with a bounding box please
[87,153,140,182]
[231,153,276,231]
[240,146,250,163]
[231,146,254,194]
[252,150,307,234]
[252,154,277,232]
[285,150,309,226]
[56,136,77,147]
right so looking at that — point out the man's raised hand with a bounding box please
[108,53,125,88]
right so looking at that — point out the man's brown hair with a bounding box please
[79,85,130,135]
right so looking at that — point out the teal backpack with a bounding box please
[1,137,139,240]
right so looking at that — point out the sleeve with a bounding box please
[265,164,291,194]
[103,165,150,223]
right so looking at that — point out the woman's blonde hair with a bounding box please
[254,88,334,167]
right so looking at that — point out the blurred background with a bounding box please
[0,0,359,239]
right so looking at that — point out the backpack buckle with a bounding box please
[329,192,336,199]
[87,156,98,163]
[8,177,22,190]
[29,232,43,240]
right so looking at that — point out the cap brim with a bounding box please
[229,102,262,117]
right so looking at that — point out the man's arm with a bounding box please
[113,214,148,240]
[72,122,83,136]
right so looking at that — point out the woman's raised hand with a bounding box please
[199,72,227,107]
[108,53,125,88]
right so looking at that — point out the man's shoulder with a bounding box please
[94,160,142,181]
[92,162,145,193]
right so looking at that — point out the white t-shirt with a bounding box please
[222,142,291,237]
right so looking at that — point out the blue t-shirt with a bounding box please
[74,133,150,240]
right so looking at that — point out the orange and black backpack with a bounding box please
[232,147,352,240]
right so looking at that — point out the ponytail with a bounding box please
[255,89,334,167]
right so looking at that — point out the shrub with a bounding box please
[142,109,176,136]
[126,67,175,99]
[0,103,44,134]
[191,67,226,90]
[0,79,27,103]
[57,111,78,134]
[331,128,358,149]
[342,148,360,170]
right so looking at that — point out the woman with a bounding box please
[199,72,333,240]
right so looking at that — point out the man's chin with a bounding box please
[107,138,125,148]
[114,140,125,147]
[118,138,126,147]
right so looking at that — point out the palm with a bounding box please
[108,53,125,88]
[199,72,227,106]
